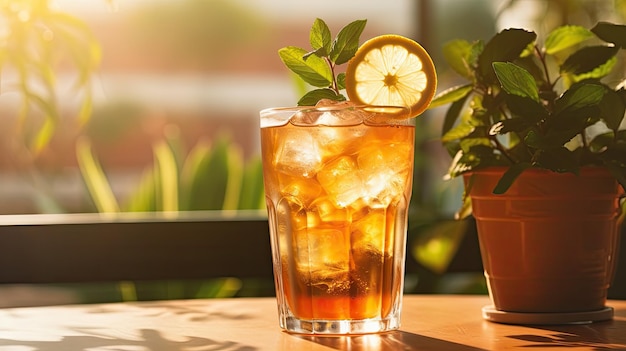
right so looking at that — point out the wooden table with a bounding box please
[0,295,623,350]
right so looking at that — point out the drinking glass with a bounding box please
[260,103,414,334]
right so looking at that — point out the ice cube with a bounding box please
[357,142,412,206]
[279,178,322,208]
[273,129,323,177]
[294,227,350,278]
[316,156,366,208]
[351,209,387,253]
[291,100,364,127]
[308,197,350,225]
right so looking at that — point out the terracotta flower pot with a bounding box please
[465,167,624,323]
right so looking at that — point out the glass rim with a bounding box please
[260,104,410,115]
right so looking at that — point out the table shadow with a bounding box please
[290,330,488,351]
[504,317,626,350]
[0,328,259,351]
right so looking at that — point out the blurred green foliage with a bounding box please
[77,131,265,213]
[0,0,100,153]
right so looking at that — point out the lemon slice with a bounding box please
[345,34,437,117]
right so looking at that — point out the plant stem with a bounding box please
[325,57,339,94]
[535,45,553,89]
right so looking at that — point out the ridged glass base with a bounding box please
[281,315,401,335]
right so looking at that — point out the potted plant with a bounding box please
[429,22,626,324]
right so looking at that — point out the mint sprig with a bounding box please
[278,18,367,106]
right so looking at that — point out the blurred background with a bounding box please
[0,0,624,305]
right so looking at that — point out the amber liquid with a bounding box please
[261,120,414,321]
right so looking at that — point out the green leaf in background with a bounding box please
[544,25,593,54]
[430,84,473,109]
[153,141,179,212]
[440,87,472,137]
[561,46,619,76]
[309,18,332,56]
[124,168,158,212]
[493,62,540,101]
[477,28,536,83]
[442,121,474,143]
[182,139,226,210]
[238,156,266,210]
[413,220,468,274]
[591,22,626,48]
[329,19,367,65]
[442,39,475,80]
[76,137,120,213]
[222,142,244,211]
[278,46,333,87]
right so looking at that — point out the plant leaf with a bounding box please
[503,93,548,121]
[297,88,346,106]
[442,117,474,142]
[477,28,536,84]
[441,93,471,137]
[589,131,616,152]
[561,46,619,76]
[535,147,580,173]
[337,72,346,90]
[76,137,120,213]
[153,141,179,212]
[238,156,265,210]
[278,46,333,87]
[571,55,617,82]
[600,87,626,132]
[442,39,475,80]
[554,82,605,115]
[489,117,534,135]
[492,162,531,194]
[310,18,332,56]
[330,19,367,65]
[544,25,593,54]
[493,62,539,101]
[591,22,626,48]
[430,84,473,109]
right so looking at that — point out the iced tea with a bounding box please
[261,104,414,334]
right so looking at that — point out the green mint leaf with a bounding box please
[493,62,540,101]
[278,46,333,87]
[442,39,475,80]
[442,120,475,143]
[553,82,605,115]
[591,22,626,48]
[337,73,346,90]
[489,117,534,135]
[600,88,626,132]
[561,45,619,76]
[310,18,332,56]
[477,28,536,84]
[535,147,580,173]
[297,88,346,106]
[441,92,471,137]
[571,55,617,83]
[492,162,531,194]
[430,84,473,109]
[330,19,367,65]
[502,94,548,121]
[544,25,593,54]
